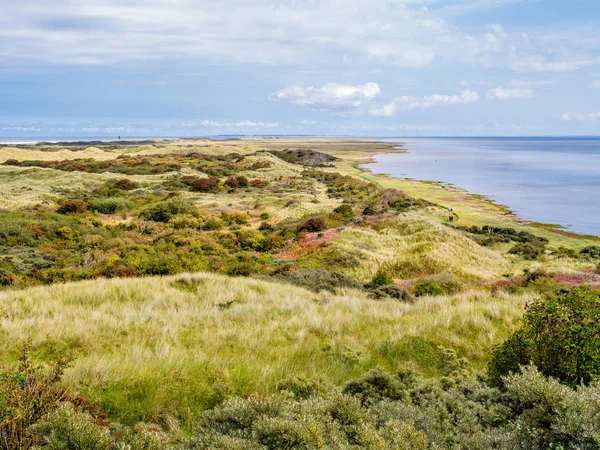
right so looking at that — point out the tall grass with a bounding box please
[0,273,532,430]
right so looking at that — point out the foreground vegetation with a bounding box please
[0,138,599,448]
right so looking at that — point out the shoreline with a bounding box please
[349,144,600,243]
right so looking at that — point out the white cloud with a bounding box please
[592,80,600,88]
[486,87,533,100]
[372,89,479,116]
[561,112,600,121]
[0,0,596,74]
[271,83,381,109]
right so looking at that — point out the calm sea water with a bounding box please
[366,138,600,237]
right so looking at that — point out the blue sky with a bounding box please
[1,0,600,137]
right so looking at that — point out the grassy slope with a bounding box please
[0,137,595,430]
[0,273,532,429]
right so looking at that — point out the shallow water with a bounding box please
[366,138,600,237]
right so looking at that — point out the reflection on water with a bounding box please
[366,138,600,236]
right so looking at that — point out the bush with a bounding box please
[28,403,176,450]
[89,198,130,214]
[331,204,354,219]
[224,176,249,190]
[28,403,113,449]
[370,269,393,287]
[414,280,445,297]
[580,245,600,260]
[57,199,88,214]
[271,269,363,293]
[489,286,600,387]
[0,349,75,449]
[509,242,544,260]
[368,285,413,302]
[110,178,138,190]
[188,176,220,193]
[140,198,196,223]
[299,217,326,233]
[342,367,406,405]
[220,211,249,226]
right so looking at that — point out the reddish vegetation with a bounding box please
[278,228,339,260]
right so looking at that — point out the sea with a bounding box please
[366,137,600,237]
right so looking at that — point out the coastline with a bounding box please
[331,143,600,246]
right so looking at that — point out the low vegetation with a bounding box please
[0,138,599,448]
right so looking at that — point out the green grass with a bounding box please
[0,273,532,430]
[0,137,597,436]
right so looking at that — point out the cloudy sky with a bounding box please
[1,0,600,137]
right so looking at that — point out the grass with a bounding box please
[0,137,596,435]
[0,273,532,430]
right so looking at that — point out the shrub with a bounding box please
[0,268,15,286]
[57,199,88,214]
[580,245,600,260]
[299,217,326,233]
[221,211,249,226]
[249,179,268,188]
[342,367,406,405]
[489,286,600,387]
[370,269,393,287]
[202,216,225,231]
[331,204,354,219]
[140,198,196,223]
[89,198,130,214]
[258,221,274,233]
[0,349,75,449]
[188,176,220,193]
[414,280,445,297]
[224,176,249,190]
[368,285,413,302]
[271,269,363,293]
[509,242,544,260]
[276,375,330,399]
[28,403,113,450]
[111,178,138,190]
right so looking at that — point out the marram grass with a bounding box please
[0,272,532,430]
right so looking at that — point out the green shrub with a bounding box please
[414,280,445,297]
[370,269,393,287]
[342,367,406,405]
[28,403,114,450]
[276,375,330,399]
[270,269,363,293]
[0,268,16,286]
[489,286,600,387]
[331,204,354,219]
[140,198,196,223]
[580,245,600,260]
[368,285,413,302]
[89,198,131,214]
[0,349,75,449]
[220,211,249,226]
[509,242,544,260]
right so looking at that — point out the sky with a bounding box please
[1,0,600,137]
